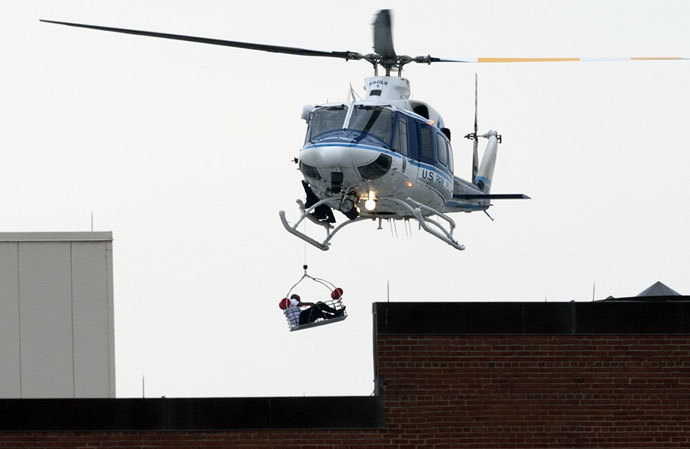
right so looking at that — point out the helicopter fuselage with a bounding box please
[297,76,489,221]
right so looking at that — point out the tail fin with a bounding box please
[475,131,499,193]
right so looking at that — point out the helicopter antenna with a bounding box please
[348,83,362,102]
[465,73,480,183]
[473,74,479,183]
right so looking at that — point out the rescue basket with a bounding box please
[278,265,347,331]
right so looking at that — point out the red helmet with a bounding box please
[331,288,343,299]
[278,298,290,310]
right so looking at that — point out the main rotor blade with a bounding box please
[40,19,363,61]
[446,56,690,63]
[405,54,690,68]
[373,10,396,59]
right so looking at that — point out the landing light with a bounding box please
[407,181,413,188]
[364,191,377,211]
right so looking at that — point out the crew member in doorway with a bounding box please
[302,181,335,223]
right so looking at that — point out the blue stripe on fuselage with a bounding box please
[303,142,402,159]
[301,142,453,185]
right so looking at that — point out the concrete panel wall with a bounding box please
[18,242,74,398]
[0,243,20,397]
[0,233,114,398]
[71,242,113,397]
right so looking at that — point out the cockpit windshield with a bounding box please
[348,106,394,144]
[307,105,348,142]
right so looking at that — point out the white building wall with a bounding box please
[0,232,115,398]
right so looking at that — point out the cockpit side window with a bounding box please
[307,106,348,142]
[348,106,395,145]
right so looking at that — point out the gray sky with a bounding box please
[3,0,690,398]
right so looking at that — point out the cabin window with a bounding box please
[307,105,348,141]
[419,125,434,162]
[348,106,395,144]
[436,133,448,166]
[393,116,409,156]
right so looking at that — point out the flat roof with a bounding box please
[0,232,112,242]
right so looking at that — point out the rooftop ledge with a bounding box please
[373,299,690,335]
[0,395,384,431]
[0,232,113,242]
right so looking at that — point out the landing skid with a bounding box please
[388,198,465,251]
[279,198,366,251]
[280,196,465,251]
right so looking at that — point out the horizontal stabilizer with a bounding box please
[452,193,531,200]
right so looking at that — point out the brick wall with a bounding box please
[2,300,690,448]
[377,334,690,448]
[0,431,388,448]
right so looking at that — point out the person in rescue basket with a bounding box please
[288,294,344,325]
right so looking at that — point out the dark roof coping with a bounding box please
[0,395,385,431]
[0,232,112,242]
[374,299,690,335]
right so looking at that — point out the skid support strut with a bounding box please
[388,197,465,250]
[279,199,366,251]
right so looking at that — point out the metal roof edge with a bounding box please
[0,232,113,242]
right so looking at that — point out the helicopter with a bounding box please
[41,10,685,251]
[40,10,526,251]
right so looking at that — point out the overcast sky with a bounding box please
[3,1,690,398]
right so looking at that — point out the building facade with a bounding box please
[1,300,689,447]
[0,232,115,398]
